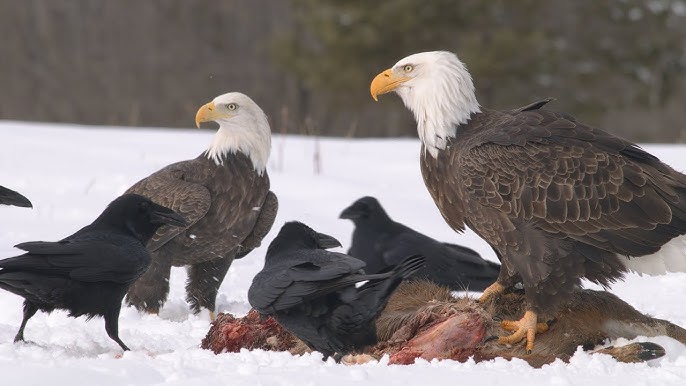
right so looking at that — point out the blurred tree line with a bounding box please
[1,0,685,142]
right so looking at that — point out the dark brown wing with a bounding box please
[149,154,272,266]
[509,98,555,114]
[126,161,211,252]
[458,109,686,258]
[235,190,278,259]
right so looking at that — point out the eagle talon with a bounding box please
[498,310,546,353]
[369,51,686,362]
[478,282,506,303]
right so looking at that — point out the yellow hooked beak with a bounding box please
[370,68,411,101]
[195,101,232,128]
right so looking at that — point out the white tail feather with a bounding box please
[621,235,686,275]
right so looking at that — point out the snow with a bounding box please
[1,121,685,385]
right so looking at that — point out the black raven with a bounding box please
[0,193,187,351]
[0,185,32,208]
[248,221,424,360]
[339,196,500,291]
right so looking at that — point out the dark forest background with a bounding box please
[1,0,685,142]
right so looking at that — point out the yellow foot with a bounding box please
[478,282,506,303]
[341,354,377,365]
[498,310,549,353]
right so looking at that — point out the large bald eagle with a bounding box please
[370,51,686,352]
[125,92,278,320]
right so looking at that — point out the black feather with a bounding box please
[0,185,32,208]
[0,194,186,351]
[340,196,499,291]
[248,221,424,360]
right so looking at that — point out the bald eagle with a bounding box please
[125,92,278,320]
[0,185,32,208]
[370,51,686,352]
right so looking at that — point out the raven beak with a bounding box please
[339,205,363,220]
[315,232,342,249]
[151,206,188,227]
[339,200,372,220]
[0,186,32,208]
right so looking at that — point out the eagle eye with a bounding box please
[403,64,414,73]
[226,103,238,111]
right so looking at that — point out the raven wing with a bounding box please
[381,233,498,288]
[248,252,367,313]
[381,231,485,266]
[4,234,149,283]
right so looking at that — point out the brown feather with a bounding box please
[125,152,277,313]
[421,106,686,313]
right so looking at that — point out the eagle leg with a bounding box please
[125,253,172,314]
[185,256,234,320]
[498,310,549,353]
[477,281,506,303]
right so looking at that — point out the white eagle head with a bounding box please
[195,92,271,174]
[370,51,481,157]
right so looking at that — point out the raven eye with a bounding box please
[226,103,238,111]
[138,201,150,213]
[403,64,413,72]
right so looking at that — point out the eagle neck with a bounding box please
[203,122,271,176]
[402,57,480,158]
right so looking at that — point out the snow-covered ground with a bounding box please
[0,121,685,385]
